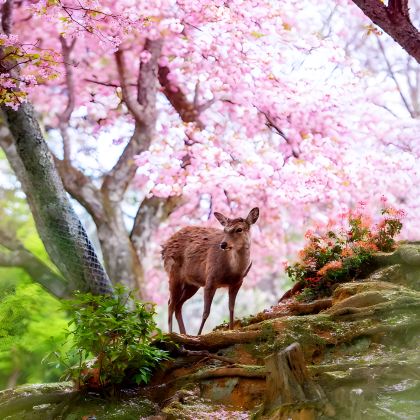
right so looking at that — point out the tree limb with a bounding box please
[158,66,204,128]
[259,108,300,158]
[58,36,76,161]
[114,49,144,124]
[53,156,105,223]
[130,195,182,256]
[0,226,72,298]
[388,0,409,17]
[351,0,420,63]
[1,0,13,35]
[102,39,162,202]
[376,37,414,117]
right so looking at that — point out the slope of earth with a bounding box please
[0,244,419,419]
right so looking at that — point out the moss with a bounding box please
[0,388,158,420]
[162,398,250,420]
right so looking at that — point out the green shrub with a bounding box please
[46,285,170,392]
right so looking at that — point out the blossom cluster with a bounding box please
[285,203,405,301]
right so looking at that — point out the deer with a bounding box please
[162,207,259,335]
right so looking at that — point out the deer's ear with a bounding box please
[214,212,229,226]
[246,207,259,225]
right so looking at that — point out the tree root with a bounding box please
[326,299,419,320]
[185,365,267,381]
[288,298,333,315]
[278,281,305,302]
[0,391,79,419]
[168,330,261,350]
[47,392,80,420]
[178,348,236,364]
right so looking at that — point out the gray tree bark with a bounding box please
[0,105,113,295]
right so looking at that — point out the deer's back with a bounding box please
[162,226,222,286]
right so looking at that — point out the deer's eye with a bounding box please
[236,228,243,233]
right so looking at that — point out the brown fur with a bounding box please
[162,207,259,335]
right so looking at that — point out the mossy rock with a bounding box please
[0,383,158,419]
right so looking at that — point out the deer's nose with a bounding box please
[220,241,228,250]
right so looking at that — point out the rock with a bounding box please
[0,383,158,419]
[371,250,399,267]
[368,264,404,283]
[331,280,401,303]
[329,291,389,311]
[371,244,420,269]
[398,245,420,266]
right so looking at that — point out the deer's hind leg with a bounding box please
[168,272,181,334]
[175,283,199,335]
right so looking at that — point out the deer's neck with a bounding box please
[227,246,251,276]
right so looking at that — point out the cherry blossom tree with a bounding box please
[0,0,419,308]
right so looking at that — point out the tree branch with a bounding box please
[102,39,162,202]
[158,66,204,128]
[58,36,76,161]
[1,0,14,35]
[259,108,300,158]
[351,0,420,63]
[53,156,105,223]
[114,49,144,124]
[130,195,182,256]
[376,37,414,117]
[0,226,72,298]
[388,0,409,17]
[84,78,120,88]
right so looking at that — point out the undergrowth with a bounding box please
[44,285,170,394]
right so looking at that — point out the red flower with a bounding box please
[318,260,343,276]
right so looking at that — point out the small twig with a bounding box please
[377,37,414,117]
[84,78,122,88]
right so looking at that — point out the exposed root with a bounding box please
[178,348,236,364]
[288,298,333,315]
[278,281,305,302]
[168,330,261,350]
[0,391,79,419]
[326,299,419,320]
[181,365,266,382]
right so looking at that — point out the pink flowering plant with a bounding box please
[285,204,404,301]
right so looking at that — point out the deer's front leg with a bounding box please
[228,281,242,330]
[197,285,216,336]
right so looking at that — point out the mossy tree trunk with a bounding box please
[0,104,113,296]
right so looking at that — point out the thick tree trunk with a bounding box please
[1,104,113,295]
[96,215,144,295]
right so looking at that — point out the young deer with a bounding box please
[162,207,259,335]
